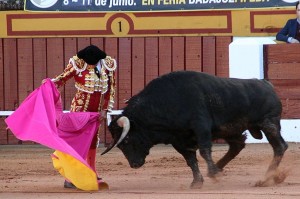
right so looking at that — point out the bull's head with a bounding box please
[101,116,151,168]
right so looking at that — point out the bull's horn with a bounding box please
[101,116,130,155]
[115,116,130,146]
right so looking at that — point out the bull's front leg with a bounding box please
[199,147,222,178]
[195,126,222,178]
[173,146,204,189]
[192,121,221,178]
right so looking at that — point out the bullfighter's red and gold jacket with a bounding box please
[52,55,117,113]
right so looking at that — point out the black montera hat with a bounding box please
[77,45,107,65]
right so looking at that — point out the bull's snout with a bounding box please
[129,159,145,168]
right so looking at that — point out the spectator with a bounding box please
[276,2,300,43]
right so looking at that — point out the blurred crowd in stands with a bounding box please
[0,0,24,10]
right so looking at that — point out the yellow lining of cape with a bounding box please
[52,150,98,191]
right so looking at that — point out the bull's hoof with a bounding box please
[255,170,288,187]
[190,180,203,189]
[207,165,222,178]
[207,168,223,178]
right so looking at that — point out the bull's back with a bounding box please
[126,71,281,127]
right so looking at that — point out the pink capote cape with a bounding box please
[5,79,100,191]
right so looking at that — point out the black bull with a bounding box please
[102,71,288,188]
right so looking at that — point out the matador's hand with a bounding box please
[41,79,47,84]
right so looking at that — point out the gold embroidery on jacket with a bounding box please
[102,56,117,71]
[70,92,86,112]
[74,65,110,94]
[83,93,91,112]
[55,55,117,112]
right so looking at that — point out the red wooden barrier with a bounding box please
[0,36,232,144]
[264,43,300,119]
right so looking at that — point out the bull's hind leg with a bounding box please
[216,134,246,170]
[173,145,204,189]
[257,118,288,186]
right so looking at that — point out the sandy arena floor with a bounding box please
[0,143,300,199]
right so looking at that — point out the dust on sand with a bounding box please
[1,143,300,199]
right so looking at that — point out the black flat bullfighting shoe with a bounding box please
[64,180,77,189]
